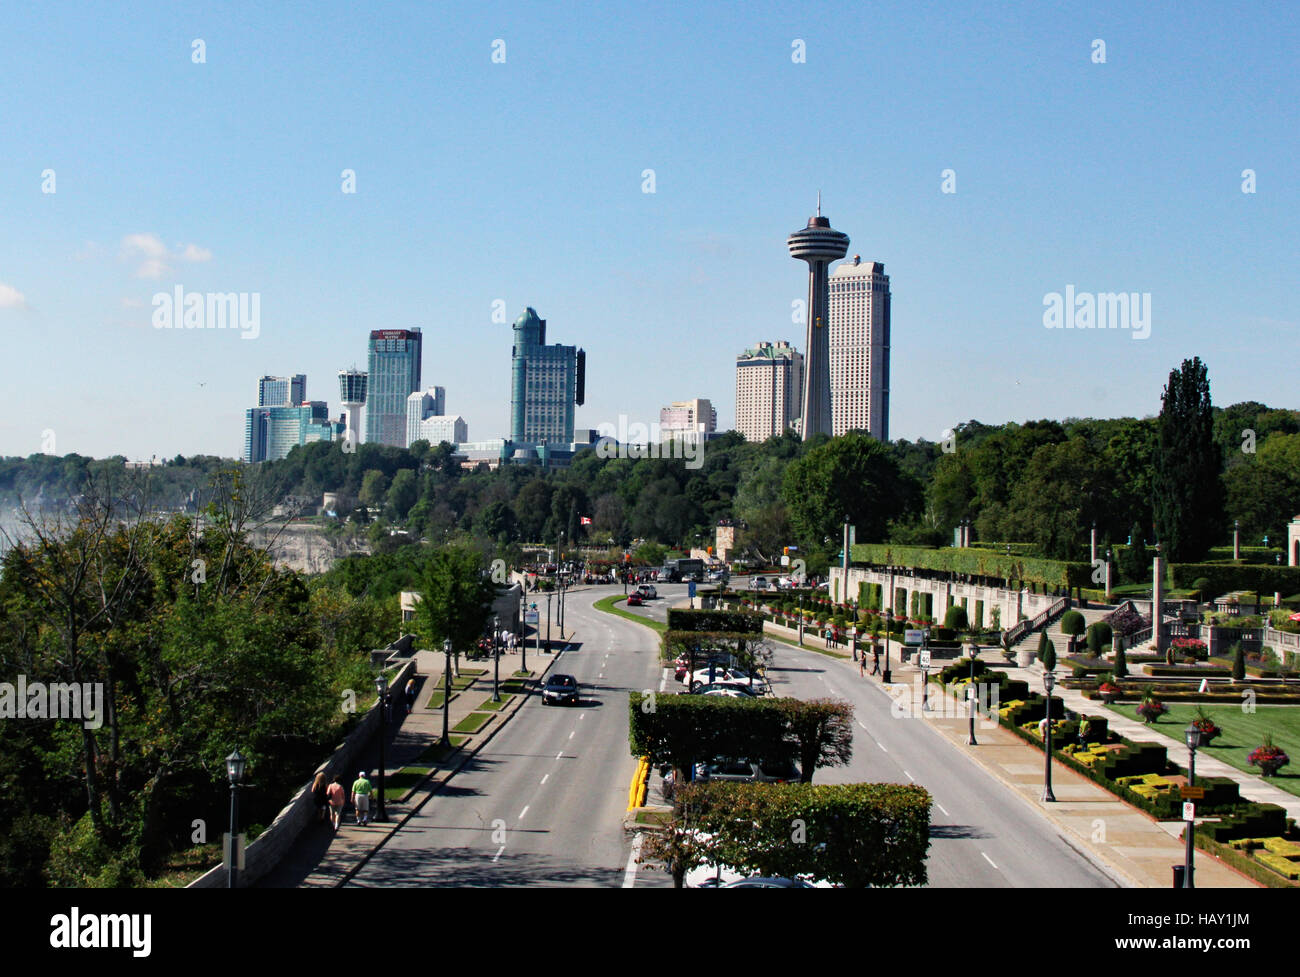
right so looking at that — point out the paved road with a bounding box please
[756,637,1115,887]
[351,583,1113,887]
[349,585,671,887]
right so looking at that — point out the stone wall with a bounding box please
[830,566,1059,630]
[187,657,416,889]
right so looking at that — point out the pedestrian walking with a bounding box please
[326,775,346,830]
[311,771,328,823]
[859,653,867,677]
[871,645,881,676]
[404,677,417,714]
[352,770,373,826]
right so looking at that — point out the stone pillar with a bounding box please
[1090,523,1097,566]
[1233,521,1241,561]
[1152,545,1167,653]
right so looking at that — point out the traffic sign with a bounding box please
[688,581,696,598]
[919,650,932,669]
[904,629,925,645]
[1180,786,1205,800]
[1183,802,1196,821]
[524,611,539,625]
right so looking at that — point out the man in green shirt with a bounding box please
[351,771,374,826]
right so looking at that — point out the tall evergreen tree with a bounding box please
[1152,357,1224,561]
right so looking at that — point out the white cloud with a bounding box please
[0,283,28,309]
[119,233,213,278]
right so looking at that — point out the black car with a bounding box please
[541,674,580,706]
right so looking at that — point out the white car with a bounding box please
[751,576,770,592]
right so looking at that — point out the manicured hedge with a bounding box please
[1195,834,1300,888]
[667,608,764,634]
[677,780,931,888]
[1169,563,1300,596]
[1196,803,1291,843]
[850,543,1091,589]
[629,692,791,770]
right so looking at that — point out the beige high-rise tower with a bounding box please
[828,255,890,440]
[735,341,804,443]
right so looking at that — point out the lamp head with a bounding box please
[1184,723,1202,751]
[226,749,247,784]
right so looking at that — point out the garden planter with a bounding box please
[1258,759,1286,777]
[1016,649,1036,668]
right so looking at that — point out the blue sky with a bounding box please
[0,1,1296,460]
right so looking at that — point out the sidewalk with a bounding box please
[259,638,563,887]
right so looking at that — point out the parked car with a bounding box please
[723,876,816,888]
[698,757,800,783]
[637,584,658,600]
[541,674,580,706]
[751,576,770,592]
[626,593,644,606]
[673,653,737,681]
[698,685,757,698]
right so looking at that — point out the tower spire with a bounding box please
[817,190,821,217]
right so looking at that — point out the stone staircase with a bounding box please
[1034,605,1114,658]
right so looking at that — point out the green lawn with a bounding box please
[1104,702,1300,798]
[460,668,487,676]
[512,669,534,678]
[383,766,433,800]
[475,694,514,711]
[425,690,456,710]
[452,712,493,733]
[594,593,668,634]
[412,737,465,765]
[449,674,477,690]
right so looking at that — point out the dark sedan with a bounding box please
[541,674,580,706]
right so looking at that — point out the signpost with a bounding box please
[1180,786,1204,800]
[904,629,926,645]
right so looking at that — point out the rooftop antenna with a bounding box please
[817,190,821,217]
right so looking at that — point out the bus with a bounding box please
[664,558,706,583]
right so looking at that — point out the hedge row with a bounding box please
[1169,562,1300,596]
[850,543,1092,589]
[666,608,764,634]
[1195,835,1300,888]
[676,780,931,888]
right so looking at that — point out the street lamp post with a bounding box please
[1233,519,1240,561]
[1042,671,1057,802]
[226,749,246,889]
[965,641,979,745]
[492,614,501,703]
[798,594,805,645]
[546,591,552,648]
[373,675,389,822]
[1105,547,1113,600]
[442,639,452,745]
[883,605,892,684]
[1183,724,1202,888]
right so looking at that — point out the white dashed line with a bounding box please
[878,743,888,753]
[858,721,869,731]
[493,845,505,862]
[540,774,549,785]
[982,852,998,869]
[903,770,914,782]
[518,806,529,820]
[935,803,949,817]
[556,751,563,760]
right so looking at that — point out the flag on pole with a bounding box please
[580,515,592,525]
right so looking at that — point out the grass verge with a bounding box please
[594,593,668,634]
[453,712,493,734]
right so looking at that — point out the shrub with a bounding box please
[1060,610,1085,636]
[944,605,969,631]
[1232,642,1246,681]
[1042,638,1057,672]
[1113,644,1128,678]
[1086,621,1113,653]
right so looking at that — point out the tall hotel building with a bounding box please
[365,329,423,448]
[659,399,717,442]
[510,308,585,445]
[735,341,804,443]
[828,255,890,440]
[258,374,306,407]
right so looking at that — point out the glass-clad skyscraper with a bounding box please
[510,308,584,445]
[244,402,341,462]
[365,329,422,448]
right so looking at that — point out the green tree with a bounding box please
[412,545,496,678]
[782,433,917,550]
[386,469,419,521]
[777,698,854,783]
[359,469,390,510]
[1152,357,1224,561]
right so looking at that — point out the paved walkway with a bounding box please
[259,639,562,887]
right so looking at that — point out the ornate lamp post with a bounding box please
[1182,723,1202,888]
[441,638,452,745]
[965,641,979,745]
[1042,671,1057,802]
[373,674,389,822]
[492,614,501,703]
[225,749,247,889]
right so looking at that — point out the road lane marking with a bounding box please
[518,806,529,820]
[982,852,998,869]
[936,803,949,817]
[556,751,563,759]
[579,712,585,720]
[493,846,505,862]
[540,774,549,785]
[879,743,888,753]
[568,730,575,739]
[903,770,914,782]
[623,832,644,888]
[858,721,868,730]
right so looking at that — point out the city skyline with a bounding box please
[1,3,1296,461]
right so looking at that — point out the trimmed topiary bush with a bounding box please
[1060,610,1085,636]
[944,605,969,631]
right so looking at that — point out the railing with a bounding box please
[1117,625,1153,651]
[1004,596,1071,647]
[1267,627,1300,652]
